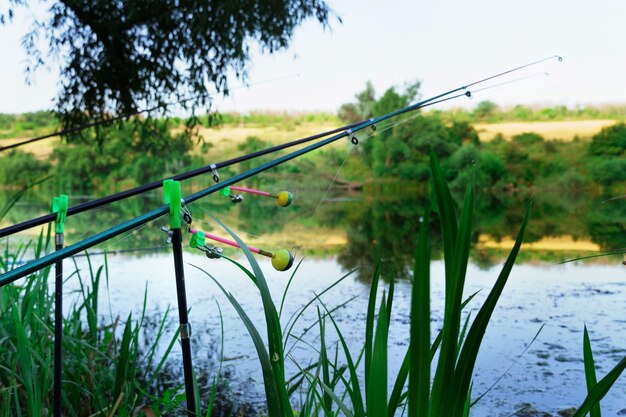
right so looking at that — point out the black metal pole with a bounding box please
[54,233,63,417]
[171,227,196,416]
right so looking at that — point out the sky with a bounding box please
[1,0,626,114]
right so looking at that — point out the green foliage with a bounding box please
[436,103,626,123]
[51,119,194,190]
[473,100,499,122]
[3,0,332,133]
[588,123,626,156]
[217,111,339,128]
[512,132,544,146]
[0,111,57,138]
[0,150,51,187]
[337,83,616,190]
[337,81,377,123]
[586,123,626,186]
[0,239,180,416]
[448,120,480,146]
[588,158,626,185]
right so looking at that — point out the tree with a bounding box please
[2,0,333,131]
[588,123,626,157]
[338,81,377,123]
[473,100,498,121]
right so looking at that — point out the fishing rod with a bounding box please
[0,55,562,286]
[0,121,363,239]
[0,94,437,240]
[0,92,456,285]
[0,57,559,240]
[0,74,299,153]
[0,89,469,239]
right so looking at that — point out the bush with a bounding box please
[0,150,51,187]
[588,123,626,157]
[51,119,193,190]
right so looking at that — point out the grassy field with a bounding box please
[186,120,344,160]
[474,119,617,141]
[1,117,620,162]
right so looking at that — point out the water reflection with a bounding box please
[2,185,626,277]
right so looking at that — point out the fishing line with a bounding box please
[101,217,162,252]
[191,211,264,241]
[307,145,355,224]
[0,73,300,153]
[470,72,550,94]
[306,108,430,225]
[464,55,561,89]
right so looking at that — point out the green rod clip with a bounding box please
[163,179,182,229]
[189,230,205,249]
[219,186,231,196]
[51,195,68,234]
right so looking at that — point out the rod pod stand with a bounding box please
[51,194,68,417]
[163,179,197,416]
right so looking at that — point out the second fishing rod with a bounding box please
[0,55,561,240]
[0,83,480,286]
[0,55,563,285]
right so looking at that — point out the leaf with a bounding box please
[205,212,292,416]
[452,200,532,416]
[365,260,382,396]
[388,349,409,417]
[583,326,602,417]
[319,300,365,417]
[409,213,430,417]
[189,264,283,417]
[367,292,388,417]
[572,354,626,417]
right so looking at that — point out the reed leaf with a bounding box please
[367,292,388,417]
[316,307,332,416]
[409,213,430,417]
[190,264,284,417]
[113,313,133,401]
[429,149,461,417]
[583,326,602,417]
[318,300,365,417]
[452,200,532,416]
[364,260,382,396]
[206,212,292,417]
[572,354,626,417]
[389,349,409,417]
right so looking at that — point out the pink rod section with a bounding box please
[230,185,271,197]
[190,228,261,254]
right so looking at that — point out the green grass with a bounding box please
[0,222,184,416]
